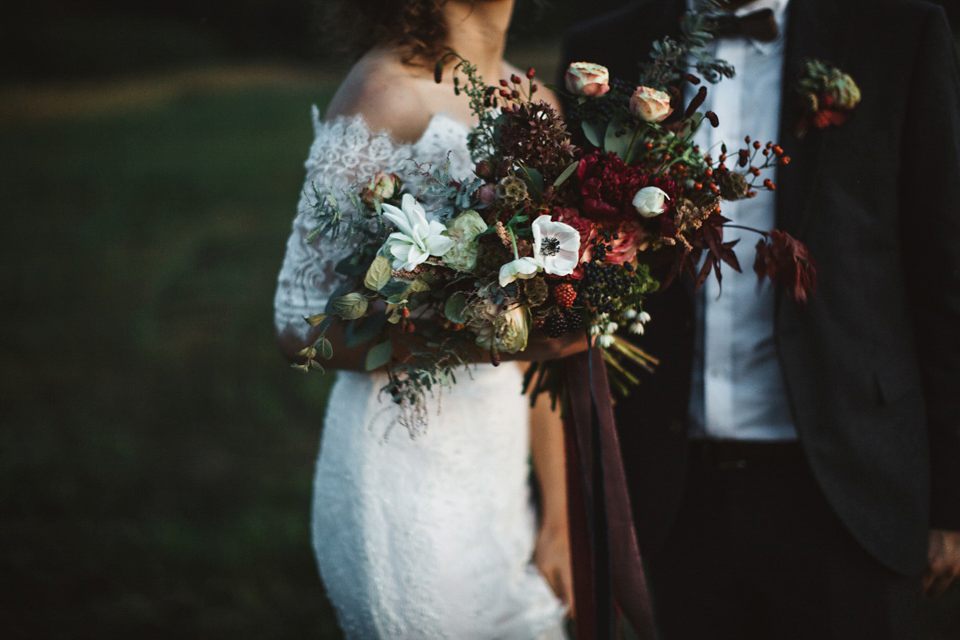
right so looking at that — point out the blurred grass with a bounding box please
[0,71,343,638]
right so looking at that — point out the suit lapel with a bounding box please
[775,0,845,237]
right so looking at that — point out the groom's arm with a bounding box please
[898,4,960,533]
[898,4,960,593]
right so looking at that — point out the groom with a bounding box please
[561,0,960,637]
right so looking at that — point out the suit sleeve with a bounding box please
[899,5,960,531]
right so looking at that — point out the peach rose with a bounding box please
[565,62,611,97]
[629,86,673,123]
[360,172,401,207]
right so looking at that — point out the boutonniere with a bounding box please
[794,59,861,137]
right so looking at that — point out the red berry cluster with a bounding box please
[553,283,577,309]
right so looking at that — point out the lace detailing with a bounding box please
[314,366,568,640]
[274,109,567,639]
[273,109,474,339]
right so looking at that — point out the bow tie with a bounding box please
[712,8,780,43]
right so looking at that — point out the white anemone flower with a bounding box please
[499,256,541,287]
[381,193,454,271]
[531,215,580,277]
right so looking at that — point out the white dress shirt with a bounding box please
[685,0,798,441]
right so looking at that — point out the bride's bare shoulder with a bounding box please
[324,50,434,143]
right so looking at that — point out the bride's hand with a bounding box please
[534,522,575,617]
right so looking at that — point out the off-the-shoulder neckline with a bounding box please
[313,109,472,149]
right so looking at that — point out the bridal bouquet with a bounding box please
[295,12,816,420]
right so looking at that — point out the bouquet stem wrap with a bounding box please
[563,348,656,640]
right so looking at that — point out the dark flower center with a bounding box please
[541,237,561,257]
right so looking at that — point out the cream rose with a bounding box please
[632,186,670,218]
[629,86,673,123]
[360,172,401,207]
[565,62,611,97]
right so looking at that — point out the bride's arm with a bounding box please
[529,376,574,615]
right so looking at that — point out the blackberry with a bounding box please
[543,312,568,338]
[563,310,584,334]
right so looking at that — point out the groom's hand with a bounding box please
[922,529,960,597]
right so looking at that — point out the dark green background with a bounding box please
[1,1,958,638]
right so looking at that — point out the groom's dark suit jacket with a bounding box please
[561,0,960,575]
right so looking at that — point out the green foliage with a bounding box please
[639,0,735,89]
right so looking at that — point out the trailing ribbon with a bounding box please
[563,347,656,640]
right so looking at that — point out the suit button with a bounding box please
[668,419,685,435]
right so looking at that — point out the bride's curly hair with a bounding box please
[322,0,473,64]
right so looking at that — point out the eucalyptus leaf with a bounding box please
[409,278,431,293]
[336,253,372,277]
[309,360,325,372]
[604,118,634,161]
[364,255,392,292]
[305,313,328,326]
[320,337,334,360]
[364,340,394,371]
[582,120,606,149]
[518,166,544,196]
[444,292,468,324]
[332,293,368,320]
[553,160,579,188]
[344,312,387,348]
[380,281,409,297]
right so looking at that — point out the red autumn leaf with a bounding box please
[753,230,818,304]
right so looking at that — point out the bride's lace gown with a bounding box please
[274,109,567,640]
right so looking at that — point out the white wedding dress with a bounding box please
[273,109,567,640]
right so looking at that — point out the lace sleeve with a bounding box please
[273,109,414,340]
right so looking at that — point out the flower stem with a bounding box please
[723,223,769,238]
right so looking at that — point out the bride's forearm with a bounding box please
[529,375,569,532]
[528,376,574,611]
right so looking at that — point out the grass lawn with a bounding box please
[0,70,343,638]
[0,64,957,639]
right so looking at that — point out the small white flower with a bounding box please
[629,322,645,335]
[638,311,652,323]
[624,308,638,320]
[632,186,670,218]
[589,324,602,336]
[598,334,615,348]
[381,194,454,271]
[531,215,580,277]
[605,322,619,333]
[499,256,541,287]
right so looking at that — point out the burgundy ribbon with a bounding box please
[563,348,656,640]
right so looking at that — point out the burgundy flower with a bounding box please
[576,152,648,223]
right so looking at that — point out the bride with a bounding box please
[273,1,587,637]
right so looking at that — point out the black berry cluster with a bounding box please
[566,78,634,128]
[543,310,585,338]
[580,232,635,315]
